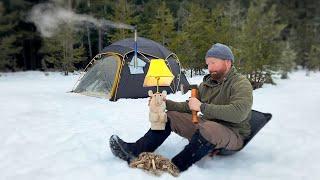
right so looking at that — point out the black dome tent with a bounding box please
[72,37,190,101]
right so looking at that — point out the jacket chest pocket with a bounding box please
[200,90,221,104]
[200,89,230,105]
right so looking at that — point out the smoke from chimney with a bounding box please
[27,1,134,37]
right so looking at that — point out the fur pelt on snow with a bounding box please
[129,152,179,177]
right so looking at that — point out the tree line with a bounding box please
[0,0,319,88]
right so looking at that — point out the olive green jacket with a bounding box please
[166,66,253,138]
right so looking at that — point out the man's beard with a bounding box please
[210,65,227,81]
[210,71,225,81]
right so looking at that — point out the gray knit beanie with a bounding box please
[205,43,234,62]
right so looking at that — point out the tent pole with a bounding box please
[134,26,137,68]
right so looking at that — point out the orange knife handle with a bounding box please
[191,88,199,124]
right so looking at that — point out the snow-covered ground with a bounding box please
[0,70,319,180]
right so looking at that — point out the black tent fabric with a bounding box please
[217,110,272,155]
[72,37,190,101]
[102,37,172,58]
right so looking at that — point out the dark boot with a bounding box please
[109,135,136,163]
[109,121,171,163]
[171,130,215,172]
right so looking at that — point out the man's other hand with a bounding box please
[188,97,201,112]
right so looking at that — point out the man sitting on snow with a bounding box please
[110,43,253,173]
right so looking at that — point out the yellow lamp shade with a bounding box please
[143,59,174,87]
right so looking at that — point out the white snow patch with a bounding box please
[0,70,319,179]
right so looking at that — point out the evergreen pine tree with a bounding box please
[110,0,135,42]
[170,31,196,76]
[0,2,22,71]
[40,0,86,75]
[183,3,210,75]
[279,42,296,79]
[149,1,175,47]
[238,0,286,89]
[40,24,85,75]
[308,44,320,72]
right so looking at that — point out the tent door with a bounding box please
[73,55,121,99]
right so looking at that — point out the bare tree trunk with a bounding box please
[86,1,93,58]
[65,0,73,76]
[68,34,73,75]
[98,27,103,52]
[254,70,257,85]
[64,37,68,75]
[86,25,92,58]
[162,34,165,46]
[104,0,107,14]
[68,0,72,10]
